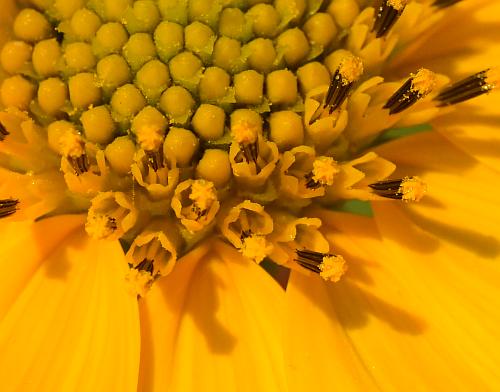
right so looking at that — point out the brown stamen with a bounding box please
[384,68,436,115]
[309,55,363,125]
[435,69,498,106]
[68,154,89,176]
[134,259,154,274]
[369,176,426,202]
[373,0,408,38]
[0,199,19,218]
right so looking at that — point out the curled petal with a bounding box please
[219,199,273,249]
[86,191,139,240]
[131,149,179,200]
[171,179,220,233]
[229,137,280,189]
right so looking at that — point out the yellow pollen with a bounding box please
[59,131,85,158]
[339,55,364,85]
[232,121,258,145]
[399,176,427,202]
[319,255,347,282]
[486,67,500,88]
[189,180,217,211]
[136,124,165,152]
[312,156,339,186]
[241,235,272,263]
[411,68,437,96]
[387,0,408,11]
[125,268,154,298]
[85,212,117,239]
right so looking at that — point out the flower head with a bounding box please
[1,0,500,390]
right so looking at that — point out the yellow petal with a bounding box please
[375,131,500,252]
[0,214,85,320]
[372,203,500,386]
[285,271,377,391]
[138,240,287,392]
[432,91,500,173]
[292,208,500,389]
[390,0,500,79]
[0,226,140,392]
[387,1,500,172]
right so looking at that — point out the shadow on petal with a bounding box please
[405,207,500,259]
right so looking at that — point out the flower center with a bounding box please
[0,0,494,296]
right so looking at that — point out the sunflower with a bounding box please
[0,0,499,390]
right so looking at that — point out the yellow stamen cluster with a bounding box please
[59,131,85,158]
[411,68,437,96]
[85,213,116,240]
[312,157,339,187]
[189,180,217,212]
[232,121,258,145]
[319,255,348,282]
[135,125,165,152]
[339,55,364,85]
[387,0,409,12]
[399,176,427,202]
[125,268,154,298]
[241,235,272,264]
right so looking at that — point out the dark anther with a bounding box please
[146,150,164,172]
[369,179,405,199]
[55,29,64,44]
[0,199,19,218]
[304,172,321,190]
[435,69,495,106]
[433,0,462,8]
[309,56,363,125]
[309,70,355,125]
[135,259,154,274]
[295,249,331,274]
[324,69,355,114]
[241,229,253,241]
[383,78,419,114]
[240,142,259,164]
[191,205,208,220]
[69,155,89,176]
[373,0,408,38]
[107,217,117,231]
[0,121,9,141]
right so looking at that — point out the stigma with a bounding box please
[125,267,154,298]
[373,0,409,38]
[85,213,118,239]
[369,176,427,202]
[241,233,272,264]
[189,179,218,216]
[0,199,19,218]
[172,179,220,232]
[59,131,89,176]
[309,54,363,125]
[435,68,500,106]
[305,156,339,189]
[295,249,347,282]
[136,124,166,172]
[384,68,437,115]
[232,121,259,164]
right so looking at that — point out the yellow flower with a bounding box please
[0,0,499,390]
